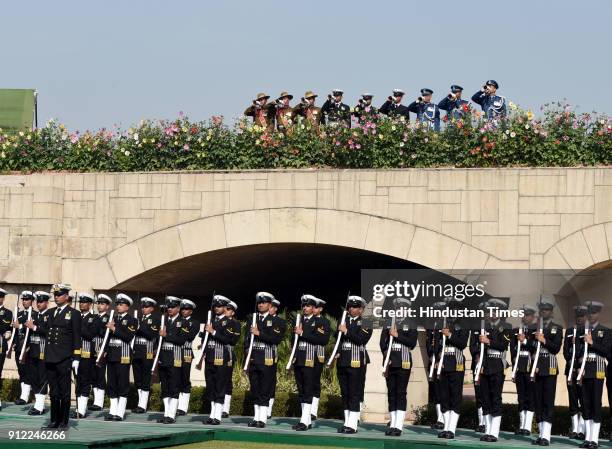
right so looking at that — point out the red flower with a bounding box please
[462,104,470,112]
[442,115,449,123]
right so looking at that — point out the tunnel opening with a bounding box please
[108,243,423,320]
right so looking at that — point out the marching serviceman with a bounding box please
[436,299,469,440]
[104,293,137,422]
[476,298,511,442]
[531,298,562,446]
[157,296,189,424]
[267,297,287,419]
[380,89,411,120]
[72,293,99,418]
[578,301,611,449]
[290,294,331,431]
[380,297,417,436]
[427,301,446,430]
[335,295,372,434]
[470,306,486,433]
[13,290,36,405]
[321,89,351,127]
[0,288,13,411]
[353,93,378,122]
[131,297,159,414]
[511,305,537,435]
[244,93,275,130]
[26,291,51,415]
[565,306,587,439]
[245,292,286,428]
[202,295,241,425]
[221,300,239,418]
[407,89,441,131]
[41,284,81,430]
[292,91,323,127]
[438,85,470,121]
[89,293,112,412]
[310,296,329,421]
[177,299,200,417]
[471,80,507,120]
[273,92,294,132]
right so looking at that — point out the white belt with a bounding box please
[30,336,41,343]
[443,346,457,354]
[162,342,177,350]
[488,349,501,355]
[519,350,530,356]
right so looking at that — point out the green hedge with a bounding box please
[0,102,609,172]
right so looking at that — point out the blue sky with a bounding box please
[2,0,611,130]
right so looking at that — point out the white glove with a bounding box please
[72,360,80,373]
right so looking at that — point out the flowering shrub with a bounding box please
[0,104,609,173]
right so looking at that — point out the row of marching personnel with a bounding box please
[0,287,610,448]
[243,80,507,132]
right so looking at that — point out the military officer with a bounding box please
[427,301,446,430]
[290,294,331,431]
[13,290,36,405]
[157,296,189,424]
[273,92,294,132]
[353,93,378,122]
[407,89,441,131]
[26,291,51,415]
[380,89,411,120]
[310,297,330,421]
[531,298,562,446]
[436,299,469,440]
[131,297,159,414]
[244,93,275,130]
[71,293,99,418]
[578,301,611,449]
[245,292,286,428]
[104,293,137,422]
[380,297,418,436]
[221,300,239,419]
[321,89,351,127]
[511,305,537,435]
[202,295,241,425]
[266,297,287,418]
[565,306,587,439]
[334,295,372,434]
[476,298,511,443]
[438,85,470,121]
[292,91,323,127]
[177,299,200,416]
[470,302,486,433]
[41,284,81,430]
[471,80,507,120]
[0,288,13,411]
[89,293,112,411]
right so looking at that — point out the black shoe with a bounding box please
[15,399,26,405]
[579,442,592,449]
[522,430,532,436]
[247,420,258,427]
[589,442,599,449]
[41,422,60,430]
[105,414,116,421]
[578,433,585,440]
[69,411,85,419]
[88,405,102,411]
[164,417,176,424]
[569,432,579,440]
[222,412,229,418]
[294,423,309,431]
[438,431,449,438]
[177,410,186,417]
[256,421,265,428]
[112,415,123,421]
[386,421,391,427]
[538,439,550,446]
[204,417,214,425]
[29,408,45,416]
[392,428,402,436]
[445,432,455,439]
[210,419,221,425]
[343,427,357,434]
[311,414,317,421]
[337,426,347,433]
[432,421,444,430]
[132,407,146,414]
[476,424,486,433]
[157,417,167,423]
[532,438,542,445]
[385,427,394,436]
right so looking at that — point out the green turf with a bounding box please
[0,403,600,449]
[162,442,339,449]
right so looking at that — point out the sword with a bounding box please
[286,312,301,371]
[326,294,350,367]
[382,314,396,376]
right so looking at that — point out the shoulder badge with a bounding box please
[551,327,557,335]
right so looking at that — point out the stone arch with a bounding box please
[543,222,612,271]
[69,208,507,291]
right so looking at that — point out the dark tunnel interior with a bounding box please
[108,243,423,321]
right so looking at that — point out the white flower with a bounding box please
[400,142,404,147]
[19,131,24,137]
[124,150,130,156]
[391,125,396,131]
[505,129,510,135]
[524,125,529,130]
[133,133,139,141]
[510,132,516,138]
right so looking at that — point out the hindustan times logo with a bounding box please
[372,280,487,302]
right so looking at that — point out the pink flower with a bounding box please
[70,134,78,144]
[183,144,190,150]
[355,144,361,149]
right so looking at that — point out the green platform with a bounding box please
[0,403,602,449]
